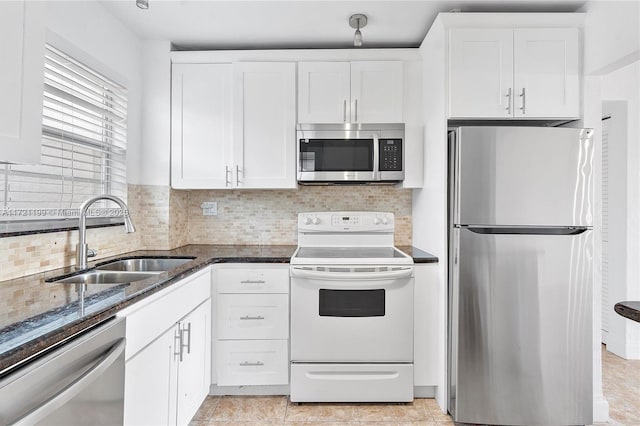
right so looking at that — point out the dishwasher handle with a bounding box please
[290,266,413,281]
[12,338,126,426]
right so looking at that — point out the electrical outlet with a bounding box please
[201,201,217,216]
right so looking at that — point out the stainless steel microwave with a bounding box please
[297,123,405,184]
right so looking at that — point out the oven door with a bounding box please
[290,266,414,362]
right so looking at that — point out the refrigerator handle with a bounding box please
[464,226,589,236]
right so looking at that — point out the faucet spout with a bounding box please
[76,195,135,270]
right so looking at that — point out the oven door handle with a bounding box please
[290,267,413,281]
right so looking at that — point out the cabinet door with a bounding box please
[513,28,580,119]
[350,61,403,123]
[0,1,45,164]
[448,29,514,119]
[171,64,232,189]
[124,325,179,426]
[176,300,211,426]
[233,62,296,188]
[298,62,351,123]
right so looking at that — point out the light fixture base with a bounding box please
[349,14,368,29]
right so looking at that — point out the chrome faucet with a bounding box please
[76,195,135,270]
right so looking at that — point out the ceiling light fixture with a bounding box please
[136,0,149,10]
[349,14,367,47]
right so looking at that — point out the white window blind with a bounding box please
[1,44,128,224]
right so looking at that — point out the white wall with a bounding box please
[602,61,640,359]
[140,40,172,186]
[43,0,143,184]
[581,0,640,74]
[413,17,448,411]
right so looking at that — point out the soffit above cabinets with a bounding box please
[97,0,586,50]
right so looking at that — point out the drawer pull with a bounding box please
[240,315,265,320]
[240,280,266,284]
[240,361,264,367]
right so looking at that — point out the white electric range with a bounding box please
[289,211,415,403]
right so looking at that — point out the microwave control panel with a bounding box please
[379,139,403,171]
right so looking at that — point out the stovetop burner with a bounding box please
[291,211,413,265]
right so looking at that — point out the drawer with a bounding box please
[216,340,289,386]
[290,363,414,402]
[217,268,289,294]
[217,294,288,340]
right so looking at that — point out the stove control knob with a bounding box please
[312,217,321,225]
[373,217,381,225]
[303,217,312,225]
[381,216,389,225]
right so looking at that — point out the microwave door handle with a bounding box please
[373,133,380,180]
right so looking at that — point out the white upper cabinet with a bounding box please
[298,61,403,123]
[449,29,514,118]
[298,62,350,123]
[171,62,296,189]
[0,1,45,164]
[448,27,580,119]
[233,62,296,189]
[171,64,232,189]
[350,61,404,123]
[513,28,580,118]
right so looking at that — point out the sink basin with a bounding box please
[96,257,195,272]
[51,270,161,285]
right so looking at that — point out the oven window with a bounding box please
[299,139,373,172]
[318,289,385,317]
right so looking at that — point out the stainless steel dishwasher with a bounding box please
[0,317,126,425]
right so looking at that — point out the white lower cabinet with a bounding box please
[121,267,212,426]
[214,264,289,387]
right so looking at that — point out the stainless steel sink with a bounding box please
[51,270,161,285]
[96,257,195,272]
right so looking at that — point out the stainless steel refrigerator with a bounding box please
[448,126,594,425]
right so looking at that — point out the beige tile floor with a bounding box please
[191,345,639,426]
[602,344,640,425]
[189,397,454,425]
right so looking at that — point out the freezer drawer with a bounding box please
[449,227,593,425]
[452,126,593,227]
[290,363,413,402]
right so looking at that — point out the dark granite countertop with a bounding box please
[397,246,439,263]
[614,301,640,323]
[0,244,437,375]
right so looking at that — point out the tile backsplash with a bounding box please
[187,186,412,246]
[0,184,412,281]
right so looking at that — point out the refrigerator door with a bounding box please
[452,126,593,227]
[449,227,593,425]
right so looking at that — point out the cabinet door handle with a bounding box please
[240,279,266,284]
[343,99,347,122]
[173,325,183,362]
[239,361,264,367]
[240,315,265,320]
[181,322,191,355]
[505,88,512,114]
[225,165,231,187]
[519,88,526,115]
[236,164,241,186]
[354,99,358,122]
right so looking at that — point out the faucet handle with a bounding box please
[87,248,97,258]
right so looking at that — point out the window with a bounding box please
[0,44,128,232]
